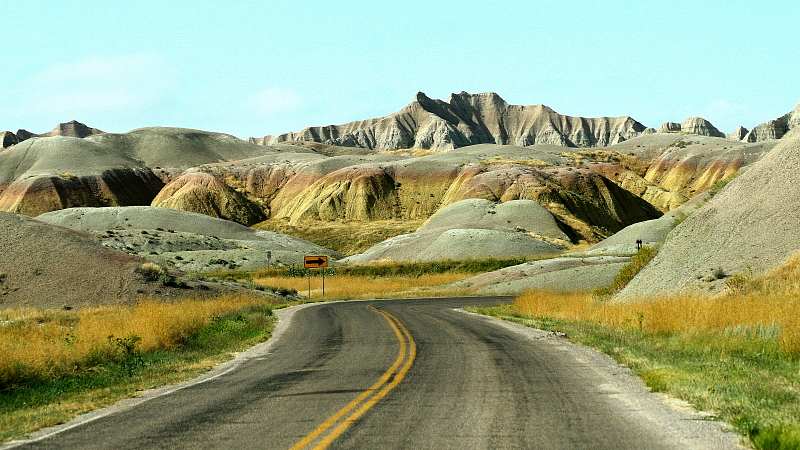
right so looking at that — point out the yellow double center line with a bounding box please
[289,305,417,450]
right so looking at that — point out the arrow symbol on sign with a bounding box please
[306,258,326,266]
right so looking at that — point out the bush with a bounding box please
[139,262,164,282]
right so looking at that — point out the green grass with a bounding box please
[0,305,276,443]
[472,304,800,450]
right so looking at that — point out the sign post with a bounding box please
[303,256,329,298]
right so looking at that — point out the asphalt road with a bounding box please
[7,297,744,449]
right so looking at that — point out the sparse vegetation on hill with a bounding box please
[560,149,650,175]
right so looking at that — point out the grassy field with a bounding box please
[252,272,472,299]
[471,255,800,450]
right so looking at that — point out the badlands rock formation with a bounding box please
[191,144,663,242]
[605,133,777,198]
[617,126,800,299]
[0,128,275,216]
[1,131,20,148]
[152,171,267,225]
[657,117,725,138]
[341,199,569,263]
[14,120,104,141]
[742,101,800,142]
[449,192,716,296]
[0,136,165,216]
[251,92,651,151]
[727,126,749,141]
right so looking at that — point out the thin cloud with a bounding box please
[7,53,178,118]
[696,99,760,132]
[246,88,303,116]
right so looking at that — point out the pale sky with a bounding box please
[2,0,798,139]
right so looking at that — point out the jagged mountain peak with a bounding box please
[251,91,648,151]
[413,91,435,103]
[447,91,509,108]
[728,125,749,141]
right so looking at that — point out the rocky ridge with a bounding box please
[37,206,342,272]
[10,120,104,144]
[742,101,800,142]
[340,199,570,264]
[251,92,653,151]
[657,117,725,138]
[0,128,276,216]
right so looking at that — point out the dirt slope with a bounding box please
[0,212,220,309]
[617,127,800,299]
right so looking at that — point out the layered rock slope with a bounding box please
[657,117,725,138]
[251,92,651,151]
[0,136,165,216]
[186,144,663,242]
[151,171,267,225]
[617,126,800,299]
[0,128,275,216]
[3,98,793,265]
[602,133,777,199]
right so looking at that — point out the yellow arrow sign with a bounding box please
[304,255,329,268]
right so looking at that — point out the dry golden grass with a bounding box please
[0,293,274,382]
[515,281,800,353]
[375,148,441,157]
[560,150,649,175]
[480,156,550,167]
[253,273,474,299]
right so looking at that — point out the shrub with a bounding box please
[139,262,164,282]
